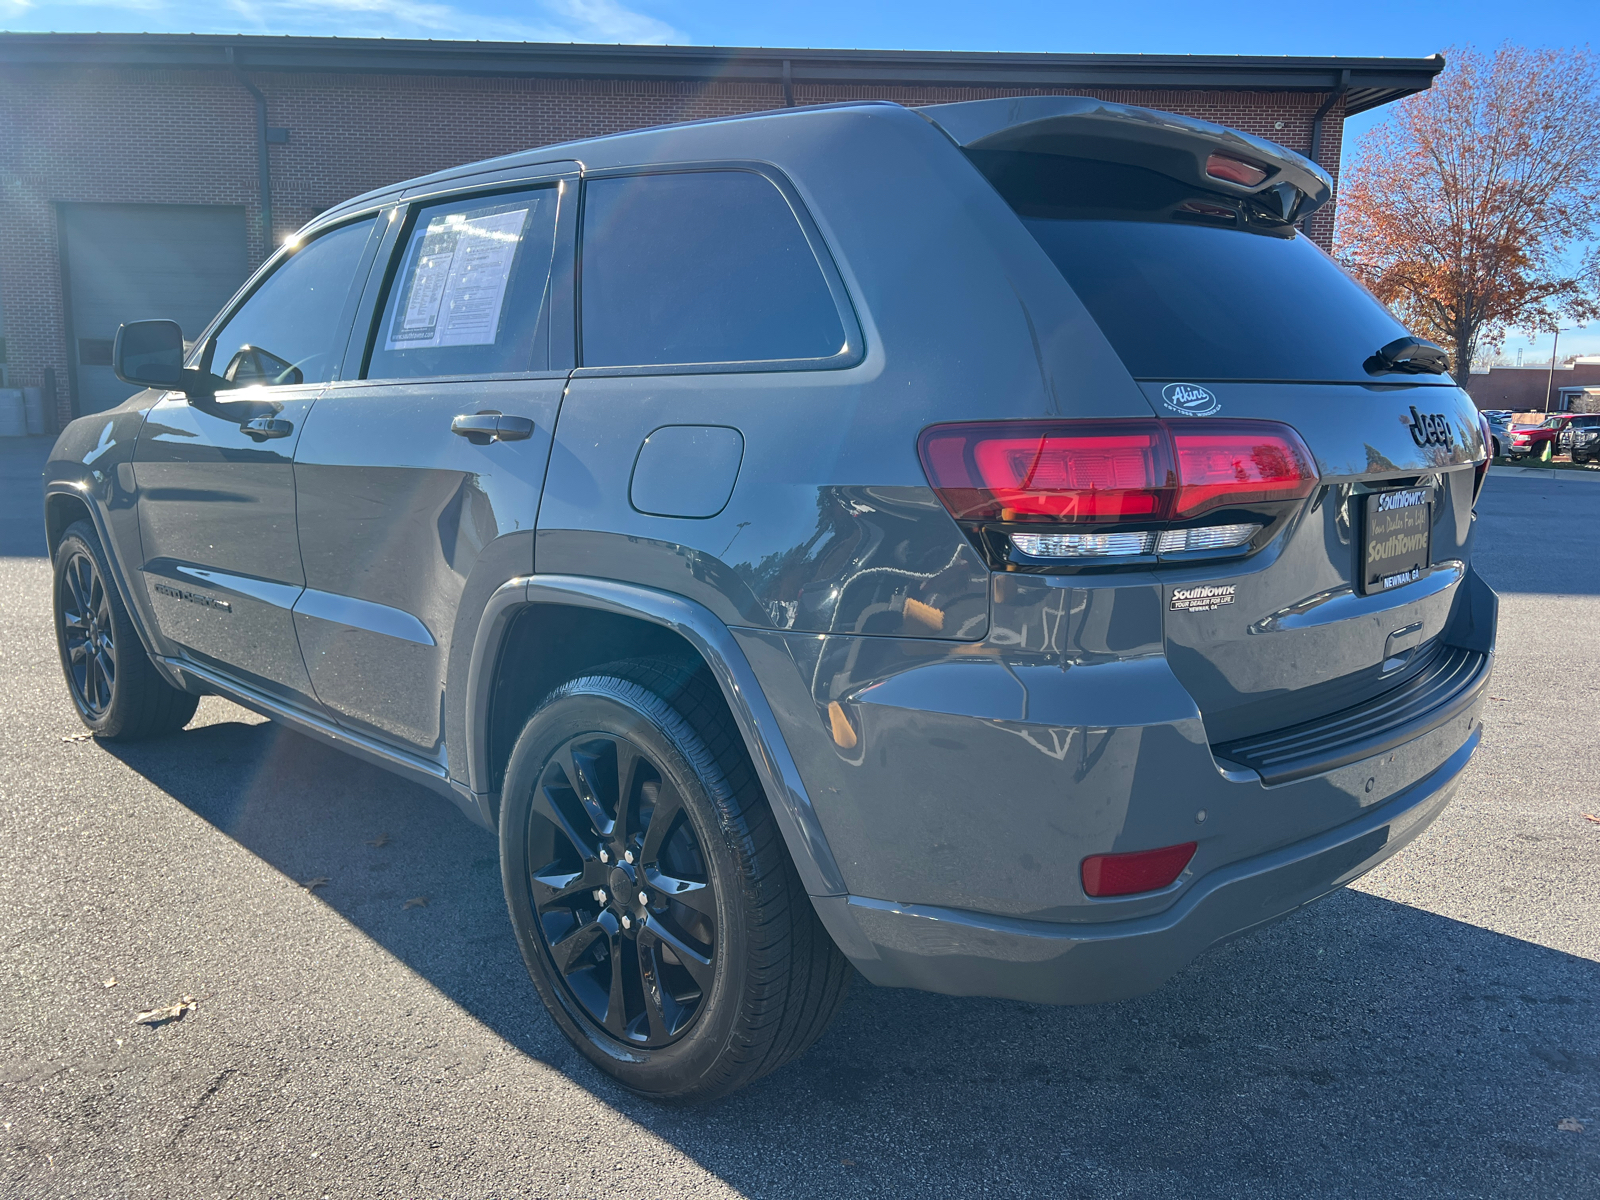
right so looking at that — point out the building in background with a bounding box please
[1466,359,1600,413]
[0,32,1443,427]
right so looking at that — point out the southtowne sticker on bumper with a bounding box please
[1171,584,1236,613]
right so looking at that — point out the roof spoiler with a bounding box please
[917,97,1333,224]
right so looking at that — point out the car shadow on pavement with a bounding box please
[104,713,1600,1197]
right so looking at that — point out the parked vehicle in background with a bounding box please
[1549,413,1585,454]
[1506,414,1563,462]
[42,96,1495,1101]
[1567,414,1600,464]
[1485,413,1511,458]
[1480,409,1514,423]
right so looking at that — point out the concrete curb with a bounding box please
[1490,464,1600,482]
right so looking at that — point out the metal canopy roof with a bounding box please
[0,33,1443,116]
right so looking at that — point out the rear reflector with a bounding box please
[919,419,1315,528]
[1205,153,1268,187]
[1081,842,1197,897]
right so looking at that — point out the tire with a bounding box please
[499,657,850,1102]
[1491,438,1501,458]
[52,520,199,740]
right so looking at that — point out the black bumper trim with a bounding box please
[1213,643,1491,785]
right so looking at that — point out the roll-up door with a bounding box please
[60,203,249,414]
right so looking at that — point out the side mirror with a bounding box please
[113,320,186,390]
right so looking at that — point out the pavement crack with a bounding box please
[169,1065,236,1146]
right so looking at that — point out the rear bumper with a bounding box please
[812,725,1477,1005]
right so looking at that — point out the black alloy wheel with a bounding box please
[524,730,716,1047]
[58,545,115,717]
[500,660,851,1101]
[51,519,199,740]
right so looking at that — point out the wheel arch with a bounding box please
[467,576,847,899]
[44,489,94,555]
[43,481,195,696]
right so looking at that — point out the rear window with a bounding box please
[972,151,1420,384]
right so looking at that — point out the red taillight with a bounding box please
[1171,427,1317,518]
[1205,153,1268,187]
[918,419,1316,527]
[961,424,1171,520]
[1082,842,1197,897]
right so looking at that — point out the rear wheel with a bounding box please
[499,658,850,1101]
[52,520,198,739]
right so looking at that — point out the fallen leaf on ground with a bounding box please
[367,833,391,848]
[1488,696,1510,702]
[1557,1117,1585,1132]
[132,996,198,1026]
[403,895,429,909]
[1583,814,1600,824]
[299,876,330,891]
[61,732,94,743]
[102,977,116,989]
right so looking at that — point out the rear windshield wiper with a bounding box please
[1365,337,1449,377]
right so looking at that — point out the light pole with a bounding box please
[1545,328,1563,412]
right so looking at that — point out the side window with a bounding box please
[367,188,560,380]
[580,171,847,368]
[206,218,376,388]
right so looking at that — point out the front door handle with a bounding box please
[241,417,293,441]
[451,411,534,445]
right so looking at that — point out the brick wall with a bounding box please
[1466,363,1600,412]
[0,64,1347,429]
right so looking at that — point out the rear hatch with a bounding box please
[921,97,1489,761]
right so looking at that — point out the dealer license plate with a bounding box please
[1360,487,1432,595]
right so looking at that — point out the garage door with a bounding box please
[60,203,249,414]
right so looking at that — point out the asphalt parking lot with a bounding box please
[2,436,1597,1199]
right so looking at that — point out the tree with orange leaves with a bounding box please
[1336,45,1600,384]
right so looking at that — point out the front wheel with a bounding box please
[52,520,198,739]
[499,659,849,1101]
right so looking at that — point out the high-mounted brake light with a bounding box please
[918,419,1317,564]
[1205,153,1268,187]
[1082,842,1197,897]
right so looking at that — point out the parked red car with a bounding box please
[1505,414,1570,462]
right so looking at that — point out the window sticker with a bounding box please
[386,205,531,350]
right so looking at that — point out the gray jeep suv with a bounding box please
[44,97,1495,1101]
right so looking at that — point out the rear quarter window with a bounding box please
[579,170,847,369]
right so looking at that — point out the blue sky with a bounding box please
[5,0,1598,357]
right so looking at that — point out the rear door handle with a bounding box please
[241,417,293,441]
[451,412,534,444]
